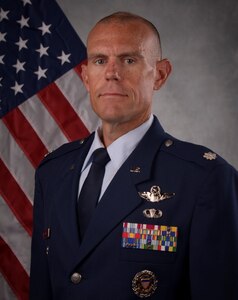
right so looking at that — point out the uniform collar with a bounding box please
[81,115,154,172]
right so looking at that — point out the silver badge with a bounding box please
[143,208,162,219]
[139,185,175,202]
[132,270,158,298]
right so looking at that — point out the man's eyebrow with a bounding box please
[88,52,144,60]
[118,52,144,58]
[87,53,107,60]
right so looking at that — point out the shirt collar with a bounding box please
[81,115,154,172]
[107,115,154,169]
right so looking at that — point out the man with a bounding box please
[30,12,238,299]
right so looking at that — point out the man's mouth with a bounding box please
[99,92,127,98]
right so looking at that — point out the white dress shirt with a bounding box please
[78,115,154,200]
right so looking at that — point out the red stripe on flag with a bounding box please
[38,83,90,141]
[0,159,33,236]
[0,236,29,300]
[2,108,48,168]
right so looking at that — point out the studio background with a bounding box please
[1,1,237,299]
[57,0,238,169]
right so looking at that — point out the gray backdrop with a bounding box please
[57,0,238,169]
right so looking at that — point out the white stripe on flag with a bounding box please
[0,196,31,274]
[19,95,69,151]
[0,273,16,300]
[0,120,35,202]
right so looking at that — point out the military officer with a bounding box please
[30,12,238,299]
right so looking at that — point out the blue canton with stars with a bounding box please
[0,0,87,118]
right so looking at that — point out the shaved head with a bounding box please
[88,11,162,60]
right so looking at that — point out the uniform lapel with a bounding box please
[75,117,168,265]
[53,136,94,254]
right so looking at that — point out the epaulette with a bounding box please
[38,134,94,168]
[160,134,226,170]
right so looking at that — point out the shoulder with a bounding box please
[160,134,229,171]
[38,134,94,169]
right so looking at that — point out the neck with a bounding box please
[100,114,151,147]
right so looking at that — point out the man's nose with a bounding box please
[105,61,121,81]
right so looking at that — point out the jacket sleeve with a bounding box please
[29,171,53,300]
[189,163,238,299]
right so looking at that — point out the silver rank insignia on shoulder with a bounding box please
[132,270,158,298]
[139,185,175,202]
[203,151,217,160]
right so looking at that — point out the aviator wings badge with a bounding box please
[139,185,175,202]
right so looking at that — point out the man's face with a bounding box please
[82,21,169,129]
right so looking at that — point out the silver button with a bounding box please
[164,139,173,147]
[80,139,85,144]
[71,272,82,284]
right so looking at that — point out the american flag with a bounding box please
[0,0,98,299]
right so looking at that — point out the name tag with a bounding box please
[122,222,178,252]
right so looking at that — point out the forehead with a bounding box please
[87,21,155,54]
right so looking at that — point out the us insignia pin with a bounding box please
[139,185,175,202]
[132,270,158,298]
[130,166,141,173]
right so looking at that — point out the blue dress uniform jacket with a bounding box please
[30,117,238,300]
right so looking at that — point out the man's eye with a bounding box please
[95,59,105,65]
[125,58,135,64]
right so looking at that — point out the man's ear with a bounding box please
[81,64,90,92]
[154,59,172,90]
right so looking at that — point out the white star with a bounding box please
[11,82,24,95]
[57,51,71,65]
[0,31,7,42]
[13,60,26,73]
[17,16,29,29]
[38,22,51,36]
[0,55,4,64]
[21,0,32,6]
[36,44,49,57]
[0,8,10,21]
[34,66,47,80]
[15,37,28,51]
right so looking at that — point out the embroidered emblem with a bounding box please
[122,222,178,252]
[143,208,162,219]
[203,152,217,160]
[132,270,158,298]
[139,185,175,202]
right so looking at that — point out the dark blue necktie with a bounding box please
[78,148,110,239]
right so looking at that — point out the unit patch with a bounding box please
[122,222,178,252]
